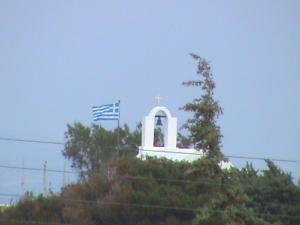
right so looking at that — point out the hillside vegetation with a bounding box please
[1,55,299,224]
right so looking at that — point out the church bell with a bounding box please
[156,116,163,126]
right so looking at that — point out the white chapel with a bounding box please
[138,99,233,169]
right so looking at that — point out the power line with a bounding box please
[226,154,300,164]
[0,137,64,145]
[1,138,299,221]
[0,164,240,185]
[0,165,76,174]
[0,218,67,225]
[2,162,299,187]
[0,193,299,220]
[1,166,300,208]
[142,149,300,163]
[0,192,195,211]
[1,136,300,164]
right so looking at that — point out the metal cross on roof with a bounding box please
[155,95,163,106]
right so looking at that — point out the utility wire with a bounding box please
[0,137,63,145]
[1,138,299,220]
[1,165,299,210]
[0,193,299,220]
[0,218,68,225]
[1,136,300,164]
[2,163,300,187]
[142,149,300,163]
[0,165,76,174]
[0,164,241,185]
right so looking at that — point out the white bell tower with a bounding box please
[141,106,177,149]
[138,97,233,169]
[138,97,203,161]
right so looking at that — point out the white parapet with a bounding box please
[138,146,233,169]
[138,146,204,162]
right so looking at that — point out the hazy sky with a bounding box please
[1,1,299,203]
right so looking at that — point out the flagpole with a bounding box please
[117,100,120,148]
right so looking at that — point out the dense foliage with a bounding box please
[1,156,299,225]
[239,161,300,225]
[63,123,141,179]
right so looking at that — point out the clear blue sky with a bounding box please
[1,1,300,203]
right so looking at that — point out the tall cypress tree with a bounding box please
[181,54,223,160]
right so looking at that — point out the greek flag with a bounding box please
[92,101,120,121]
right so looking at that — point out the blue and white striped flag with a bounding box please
[92,101,120,121]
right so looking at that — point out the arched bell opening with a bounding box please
[153,110,167,147]
[141,106,177,149]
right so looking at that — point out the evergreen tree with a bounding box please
[181,54,223,160]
